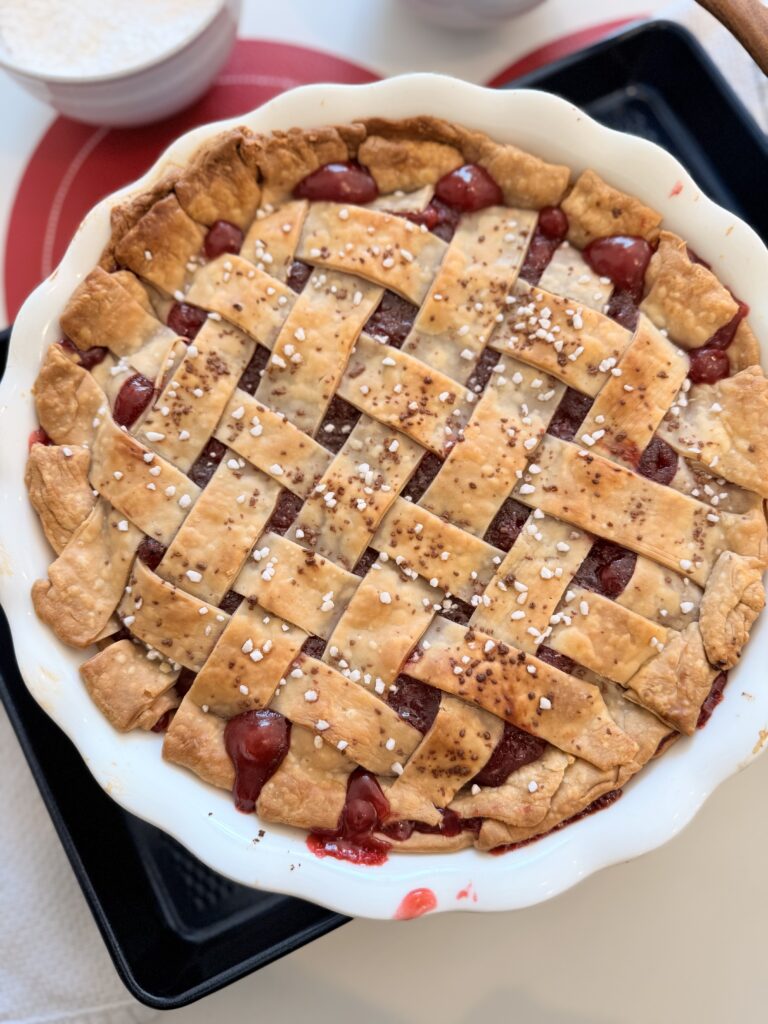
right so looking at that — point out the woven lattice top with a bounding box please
[27,116,768,857]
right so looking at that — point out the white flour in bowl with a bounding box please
[0,0,222,78]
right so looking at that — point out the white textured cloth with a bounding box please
[0,710,155,1024]
[0,7,763,1023]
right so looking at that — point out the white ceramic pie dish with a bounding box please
[1,75,767,920]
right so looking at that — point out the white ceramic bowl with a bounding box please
[1,75,767,920]
[0,0,241,126]
[404,0,546,30]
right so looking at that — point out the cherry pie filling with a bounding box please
[225,708,292,814]
[204,219,244,260]
[317,395,362,454]
[294,161,379,205]
[365,291,418,348]
[167,300,208,340]
[113,373,155,428]
[688,298,748,384]
[188,437,228,488]
[484,496,530,551]
[519,206,569,285]
[583,235,653,332]
[308,767,392,865]
[59,337,109,370]
[573,539,637,600]
[697,672,729,728]
[402,198,460,242]
[547,388,593,442]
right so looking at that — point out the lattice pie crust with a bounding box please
[27,116,767,856]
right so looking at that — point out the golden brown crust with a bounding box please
[113,194,206,296]
[493,284,633,397]
[163,699,235,791]
[90,418,201,546]
[101,169,180,272]
[288,420,423,571]
[255,123,365,204]
[120,560,228,671]
[235,532,360,640]
[479,683,673,849]
[187,605,304,717]
[81,640,179,731]
[407,616,639,771]
[659,366,768,498]
[358,135,463,194]
[360,115,570,208]
[450,746,571,828]
[401,207,537,381]
[699,552,765,669]
[156,458,280,606]
[561,169,662,247]
[623,623,716,734]
[640,231,738,348]
[25,443,96,554]
[515,433,760,587]
[729,320,761,373]
[257,725,353,831]
[548,587,668,684]
[388,696,503,810]
[100,117,570,271]
[33,343,106,445]
[28,113,768,852]
[271,654,422,775]
[32,501,141,648]
[257,270,382,434]
[323,563,435,683]
[175,128,261,229]
[576,315,689,466]
[378,830,475,854]
[60,266,174,356]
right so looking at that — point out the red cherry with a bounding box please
[113,373,154,427]
[537,206,569,240]
[294,162,378,204]
[583,235,653,300]
[688,347,730,384]
[434,164,503,212]
[225,709,291,814]
[204,220,243,260]
[637,435,679,485]
[167,301,207,340]
[28,427,52,450]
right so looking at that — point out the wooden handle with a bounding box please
[695,0,768,75]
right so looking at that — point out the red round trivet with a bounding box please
[3,40,378,321]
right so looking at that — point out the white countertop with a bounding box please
[167,756,768,1024]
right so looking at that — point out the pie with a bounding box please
[26,116,768,862]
